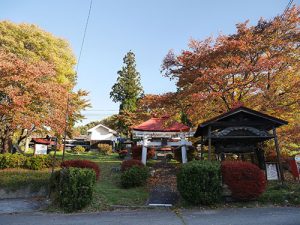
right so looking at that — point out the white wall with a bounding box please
[88,126,117,141]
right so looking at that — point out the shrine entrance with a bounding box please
[132,116,192,206]
[132,116,193,165]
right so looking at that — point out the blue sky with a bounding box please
[1,0,298,125]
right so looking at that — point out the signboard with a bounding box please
[35,144,48,155]
[266,163,279,180]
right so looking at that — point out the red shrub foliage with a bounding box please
[61,160,100,180]
[147,147,156,159]
[131,146,155,160]
[221,161,266,200]
[118,150,128,159]
[121,159,145,172]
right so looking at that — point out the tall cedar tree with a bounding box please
[110,51,143,135]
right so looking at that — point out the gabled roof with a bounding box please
[87,124,117,134]
[132,117,190,132]
[194,106,288,137]
[32,138,55,145]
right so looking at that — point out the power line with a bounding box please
[62,0,93,161]
[282,0,293,18]
[76,0,93,73]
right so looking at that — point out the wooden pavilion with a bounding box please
[194,106,288,181]
[132,116,192,164]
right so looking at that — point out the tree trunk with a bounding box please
[1,137,9,153]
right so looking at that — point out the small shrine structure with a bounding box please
[132,116,192,164]
[194,106,288,181]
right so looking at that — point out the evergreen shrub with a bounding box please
[177,160,222,205]
[121,166,149,188]
[50,167,96,212]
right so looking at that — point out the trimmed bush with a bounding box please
[121,159,144,172]
[61,159,100,180]
[24,155,49,170]
[177,160,222,205]
[50,167,96,212]
[221,161,267,200]
[72,145,85,154]
[0,153,56,170]
[118,150,128,159]
[174,146,198,162]
[121,166,149,188]
[132,146,155,160]
[97,143,112,155]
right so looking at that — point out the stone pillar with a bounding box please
[142,138,148,165]
[181,139,187,163]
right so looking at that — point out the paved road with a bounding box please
[0,207,299,225]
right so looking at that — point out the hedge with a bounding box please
[50,167,96,212]
[0,153,57,170]
[61,159,100,180]
[177,160,222,205]
[221,161,267,200]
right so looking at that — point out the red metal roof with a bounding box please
[132,117,190,132]
[32,138,55,145]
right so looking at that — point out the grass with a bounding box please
[0,168,51,192]
[258,181,300,205]
[48,151,149,211]
[0,151,148,211]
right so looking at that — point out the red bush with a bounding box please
[118,150,128,159]
[131,146,155,160]
[147,147,156,159]
[121,159,145,172]
[61,160,100,180]
[221,161,266,200]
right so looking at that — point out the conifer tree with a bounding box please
[110,51,143,112]
[110,51,144,135]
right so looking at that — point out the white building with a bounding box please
[87,124,118,149]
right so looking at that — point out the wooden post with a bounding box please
[200,135,204,160]
[273,128,285,182]
[51,137,58,174]
[208,126,212,161]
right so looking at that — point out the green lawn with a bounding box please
[258,181,300,205]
